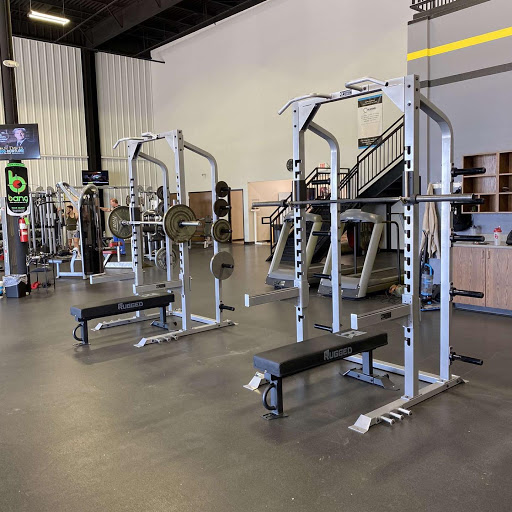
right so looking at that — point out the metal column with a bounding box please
[292,106,309,342]
[402,75,421,399]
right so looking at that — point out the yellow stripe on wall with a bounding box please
[408,26,512,61]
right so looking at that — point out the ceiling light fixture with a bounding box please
[28,10,70,25]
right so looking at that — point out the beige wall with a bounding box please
[248,179,292,242]
[151,0,410,241]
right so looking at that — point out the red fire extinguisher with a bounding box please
[19,217,29,243]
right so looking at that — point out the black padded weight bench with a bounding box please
[70,292,174,345]
[253,330,390,420]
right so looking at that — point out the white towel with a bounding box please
[420,183,440,258]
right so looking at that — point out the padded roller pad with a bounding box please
[70,292,174,321]
[254,331,387,378]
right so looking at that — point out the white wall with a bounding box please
[96,52,158,207]
[151,0,410,240]
[0,38,87,196]
[0,39,156,205]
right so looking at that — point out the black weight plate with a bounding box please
[215,180,229,198]
[286,158,293,172]
[214,198,230,218]
[212,219,231,243]
[125,195,130,206]
[156,185,164,200]
[163,204,197,243]
[108,205,132,240]
[156,202,165,217]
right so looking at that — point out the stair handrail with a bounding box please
[339,116,404,199]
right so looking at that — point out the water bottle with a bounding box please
[494,226,502,246]
[420,264,434,299]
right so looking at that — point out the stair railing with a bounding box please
[411,0,460,12]
[340,116,404,199]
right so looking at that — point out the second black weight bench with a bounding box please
[253,330,390,419]
[70,292,174,345]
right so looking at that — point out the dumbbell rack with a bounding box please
[106,130,235,347]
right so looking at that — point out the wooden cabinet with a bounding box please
[486,249,512,309]
[452,246,486,306]
[453,245,512,311]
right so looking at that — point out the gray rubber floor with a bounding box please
[0,244,510,512]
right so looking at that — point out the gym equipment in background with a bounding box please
[96,130,236,347]
[245,74,484,433]
[318,209,402,299]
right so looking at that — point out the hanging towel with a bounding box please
[420,183,440,259]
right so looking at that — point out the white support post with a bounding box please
[402,74,421,399]
[168,130,192,333]
[292,105,309,342]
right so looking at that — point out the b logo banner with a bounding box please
[5,162,30,215]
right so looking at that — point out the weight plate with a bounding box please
[137,185,144,194]
[156,186,164,200]
[212,219,231,243]
[36,186,44,192]
[147,185,153,193]
[125,195,130,206]
[214,198,230,218]
[286,158,293,172]
[155,246,177,271]
[163,204,197,243]
[156,201,165,217]
[108,205,132,240]
[215,180,229,198]
[210,251,234,280]
[47,186,54,194]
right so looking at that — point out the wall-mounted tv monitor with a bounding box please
[0,124,40,160]
[82,170,109,185]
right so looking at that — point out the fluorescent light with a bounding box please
[28,10,70,26]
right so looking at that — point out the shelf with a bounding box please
[462,151,512,213]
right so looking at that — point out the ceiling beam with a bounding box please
[84,0,183,48]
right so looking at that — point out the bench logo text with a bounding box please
[324,347,353,361]
[118,301,144,311]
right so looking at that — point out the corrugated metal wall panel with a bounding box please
[96,53,159,194]
[0,38,88,196]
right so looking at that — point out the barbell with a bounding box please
[109,204,201,243]
[109,205,233,244]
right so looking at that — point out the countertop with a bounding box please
[454,233,512,249]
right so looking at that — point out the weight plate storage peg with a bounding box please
[163,204,198,243]
[108,205,132,240]
[215,180,230,198]
[214,198,230,218]
[210,251,235,280]
[212,219,231,243]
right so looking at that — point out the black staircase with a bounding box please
[264,116,405,261]
[411,0,461,11]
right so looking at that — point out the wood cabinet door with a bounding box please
[452,246,486,306]
[485,248,512,309]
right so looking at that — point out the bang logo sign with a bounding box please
[5,163,30,215]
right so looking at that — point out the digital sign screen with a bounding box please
[82,170,109,185]
[0,124,40,160]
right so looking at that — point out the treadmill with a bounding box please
[266,211,324,288]
[318,209,402,299]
